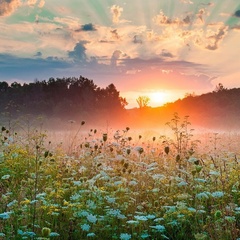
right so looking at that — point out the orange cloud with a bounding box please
[110,5,123,23]
[0,0,21,17]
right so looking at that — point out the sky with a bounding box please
[0,0,240,108]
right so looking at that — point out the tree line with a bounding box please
[0,76,128,121]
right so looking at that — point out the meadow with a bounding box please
[1,113,240,240]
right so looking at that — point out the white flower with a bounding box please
[212,191,224,198]
[150,224,165,232]
[1,174,10,180]
[177,181,188,187]
[87,233,96,237]
[152,174,165,180]
[134,215,148,221]
[209,170,220,176]
[120,233,131,240]
[196,192,210,200]
[81,224,90,231]
[7,200,17,208]
[146,214,156,219]
[0,212,11,219]
[87,214,97,224]
[134,146,144,154]
[129,180,138,186]
[79,166,87,173]
[126,220,139,224]
[49,232,60,237]
[105,196,116,204]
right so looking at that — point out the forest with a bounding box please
[0,76,127,125]
[0,77,240,130]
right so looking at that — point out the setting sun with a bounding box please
[149,91,168,106]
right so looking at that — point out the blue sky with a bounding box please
[0,0,240,107]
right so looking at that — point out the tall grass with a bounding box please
[1,114,240,239]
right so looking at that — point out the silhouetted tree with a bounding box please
[136,96,150,108]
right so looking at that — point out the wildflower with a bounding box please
[196,192,210,200]
[152,174,165,180]
[126,220,139,224]
[214,210,222,219]
[49,232,60,237]
[164,146,170,155]
[87,214,97,224]
[194,178,207,183]
[0,212,11,219]
[7,199,17,208]
[140,233,150,239]
[1,174,10,180]
[194,233,208,240]
[103,133,108,142]
[150,224,166,232]
[120,233,131,240]
[129,180,138,186]
[42,227,51,237]
[81,224,91,231]
[177,181,188,187]
[225,216,236,222]
[134,215,148,221]
[135,146,144,154]
[209,170,220,176]
[105,196,116,204]
[87,233,95,237]
[212,191,224,198]
[146,214,156,219]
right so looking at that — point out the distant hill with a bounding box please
[126,87,240,130]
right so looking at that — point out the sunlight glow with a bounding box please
[149,91,169,107]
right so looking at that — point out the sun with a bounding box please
[149,91,168,107]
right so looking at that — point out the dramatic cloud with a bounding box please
[0,0,21,16]
[110,5,123,23]
[76,23,96,32]
[68,42,87,62]
[234,10,240,18]
[27,0,44,8]
[111,50,122,67]
[205,26,228,50]
[160,49,174,58]
[111,29,121,40]
[38,0,44,8]
[27,0,37,6]
[133,35,143,44]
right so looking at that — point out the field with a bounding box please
[1,114,240,240]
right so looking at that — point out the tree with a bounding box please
[136,96,150,108]
[215,83,227,92]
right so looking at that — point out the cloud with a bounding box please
[34,51,42,57]
[75,23,97,32]
[0,53,70,80]
[27,0,44,8]
[205,26,228,50]
[179,0,193,4]
[160,49,174,58]
[38,0,44,8]
[133,35,143,44]
[68,42,87,62]
[111,29,121,40]
[111,50,122,67]
[27,0,37,6]
[110,5,123,23]
[233,10,240,18]
[0,0,21,17]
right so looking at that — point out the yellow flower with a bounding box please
[21,199,30,205]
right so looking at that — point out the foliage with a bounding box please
[136,96,150,109]
[0,76,128,121]
[1,115,240,239]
